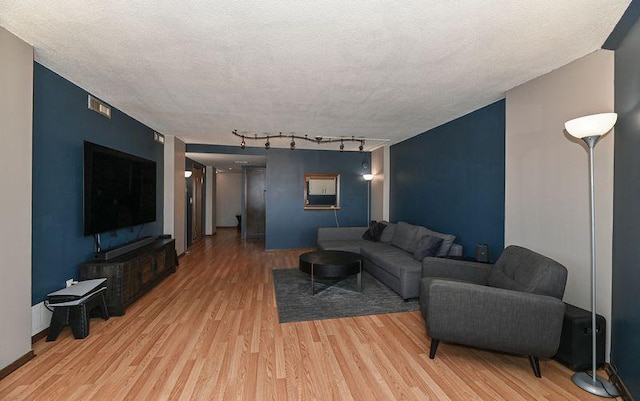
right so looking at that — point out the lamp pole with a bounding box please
[367,179,371,225]
[570,136,618,397]
[363,174,374,225]
[565,113,619,398]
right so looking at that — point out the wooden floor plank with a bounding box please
[0,228,621,400]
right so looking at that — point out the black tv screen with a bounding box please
[83,141,157,235]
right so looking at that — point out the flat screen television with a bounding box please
[83,141,157,236]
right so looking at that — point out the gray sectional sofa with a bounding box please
[317,221,462,300]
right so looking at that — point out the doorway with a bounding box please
[192,166,204,243]
[244,167,266,239]
[186,162,205,248]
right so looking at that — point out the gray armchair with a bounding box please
[419,245,568,377]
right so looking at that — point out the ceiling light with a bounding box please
[232,130,386,151]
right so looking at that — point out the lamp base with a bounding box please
[572,371,619,398]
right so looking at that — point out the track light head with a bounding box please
[240,135,246,149]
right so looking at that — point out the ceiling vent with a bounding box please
[87,95,111,119]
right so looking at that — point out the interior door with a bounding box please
[245,167,266,239]
[192,167,204,243]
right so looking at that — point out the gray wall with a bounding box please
[506,50,615,356]
[0,27,33,371]
[370,147,385,222]
[216,172,243,227]
[612,14,640,398]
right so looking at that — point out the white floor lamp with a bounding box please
[564,112,619,398]
[363,173,374,225]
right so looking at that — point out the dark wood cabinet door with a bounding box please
[81,239,176,315]
[245,167,266,238]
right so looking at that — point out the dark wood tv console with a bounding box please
[80,238,176,316]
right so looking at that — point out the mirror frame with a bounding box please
[304,173,340,210]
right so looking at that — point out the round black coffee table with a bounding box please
[299,250,363,295]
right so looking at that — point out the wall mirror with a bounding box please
[304,173,340,210]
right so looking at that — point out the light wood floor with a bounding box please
[0,228,620,400]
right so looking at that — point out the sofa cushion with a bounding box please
[359,241,390,254]
[487,270,529,292]
[412,235,444,261]
[379,222,396,243]
[361,244,422,277]
[362,221,387,242]
[316,239,364,254]
[391,222,419,252]
[413,226,456,257]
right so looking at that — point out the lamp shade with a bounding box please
[564,113,617,139]
[184,171,193,178]
[363,174,374,181]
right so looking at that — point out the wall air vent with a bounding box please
[153,132,165,144]
[87,95,111,119]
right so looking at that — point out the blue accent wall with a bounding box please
[32,63,164,304]
[390,100,505,261]
[186,144,370,249]
[611,2,640,397]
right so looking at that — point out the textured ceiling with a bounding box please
[0,1,631,151]
[188,153,266,172]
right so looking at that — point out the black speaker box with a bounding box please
[475,243,489,263]
[553,303,606,371]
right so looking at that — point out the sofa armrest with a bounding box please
[422,257,492,285]
[426,279,566,357]
[317,227,368,242]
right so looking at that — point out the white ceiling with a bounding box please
[0,1,630,151]
[188,153,266,172]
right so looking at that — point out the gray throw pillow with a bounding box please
[413,226,456,257]
[412,235,444,261]
[391,221,419,252]
[362,222,387,242]
[379,222,396,243]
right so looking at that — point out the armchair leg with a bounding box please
[429,339,440,359]
[528,356,541,378]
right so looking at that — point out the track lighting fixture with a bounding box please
[232,129,386,151]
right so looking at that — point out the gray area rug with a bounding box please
[272,268,419,323]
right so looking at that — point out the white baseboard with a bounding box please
[31,302,52,336]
